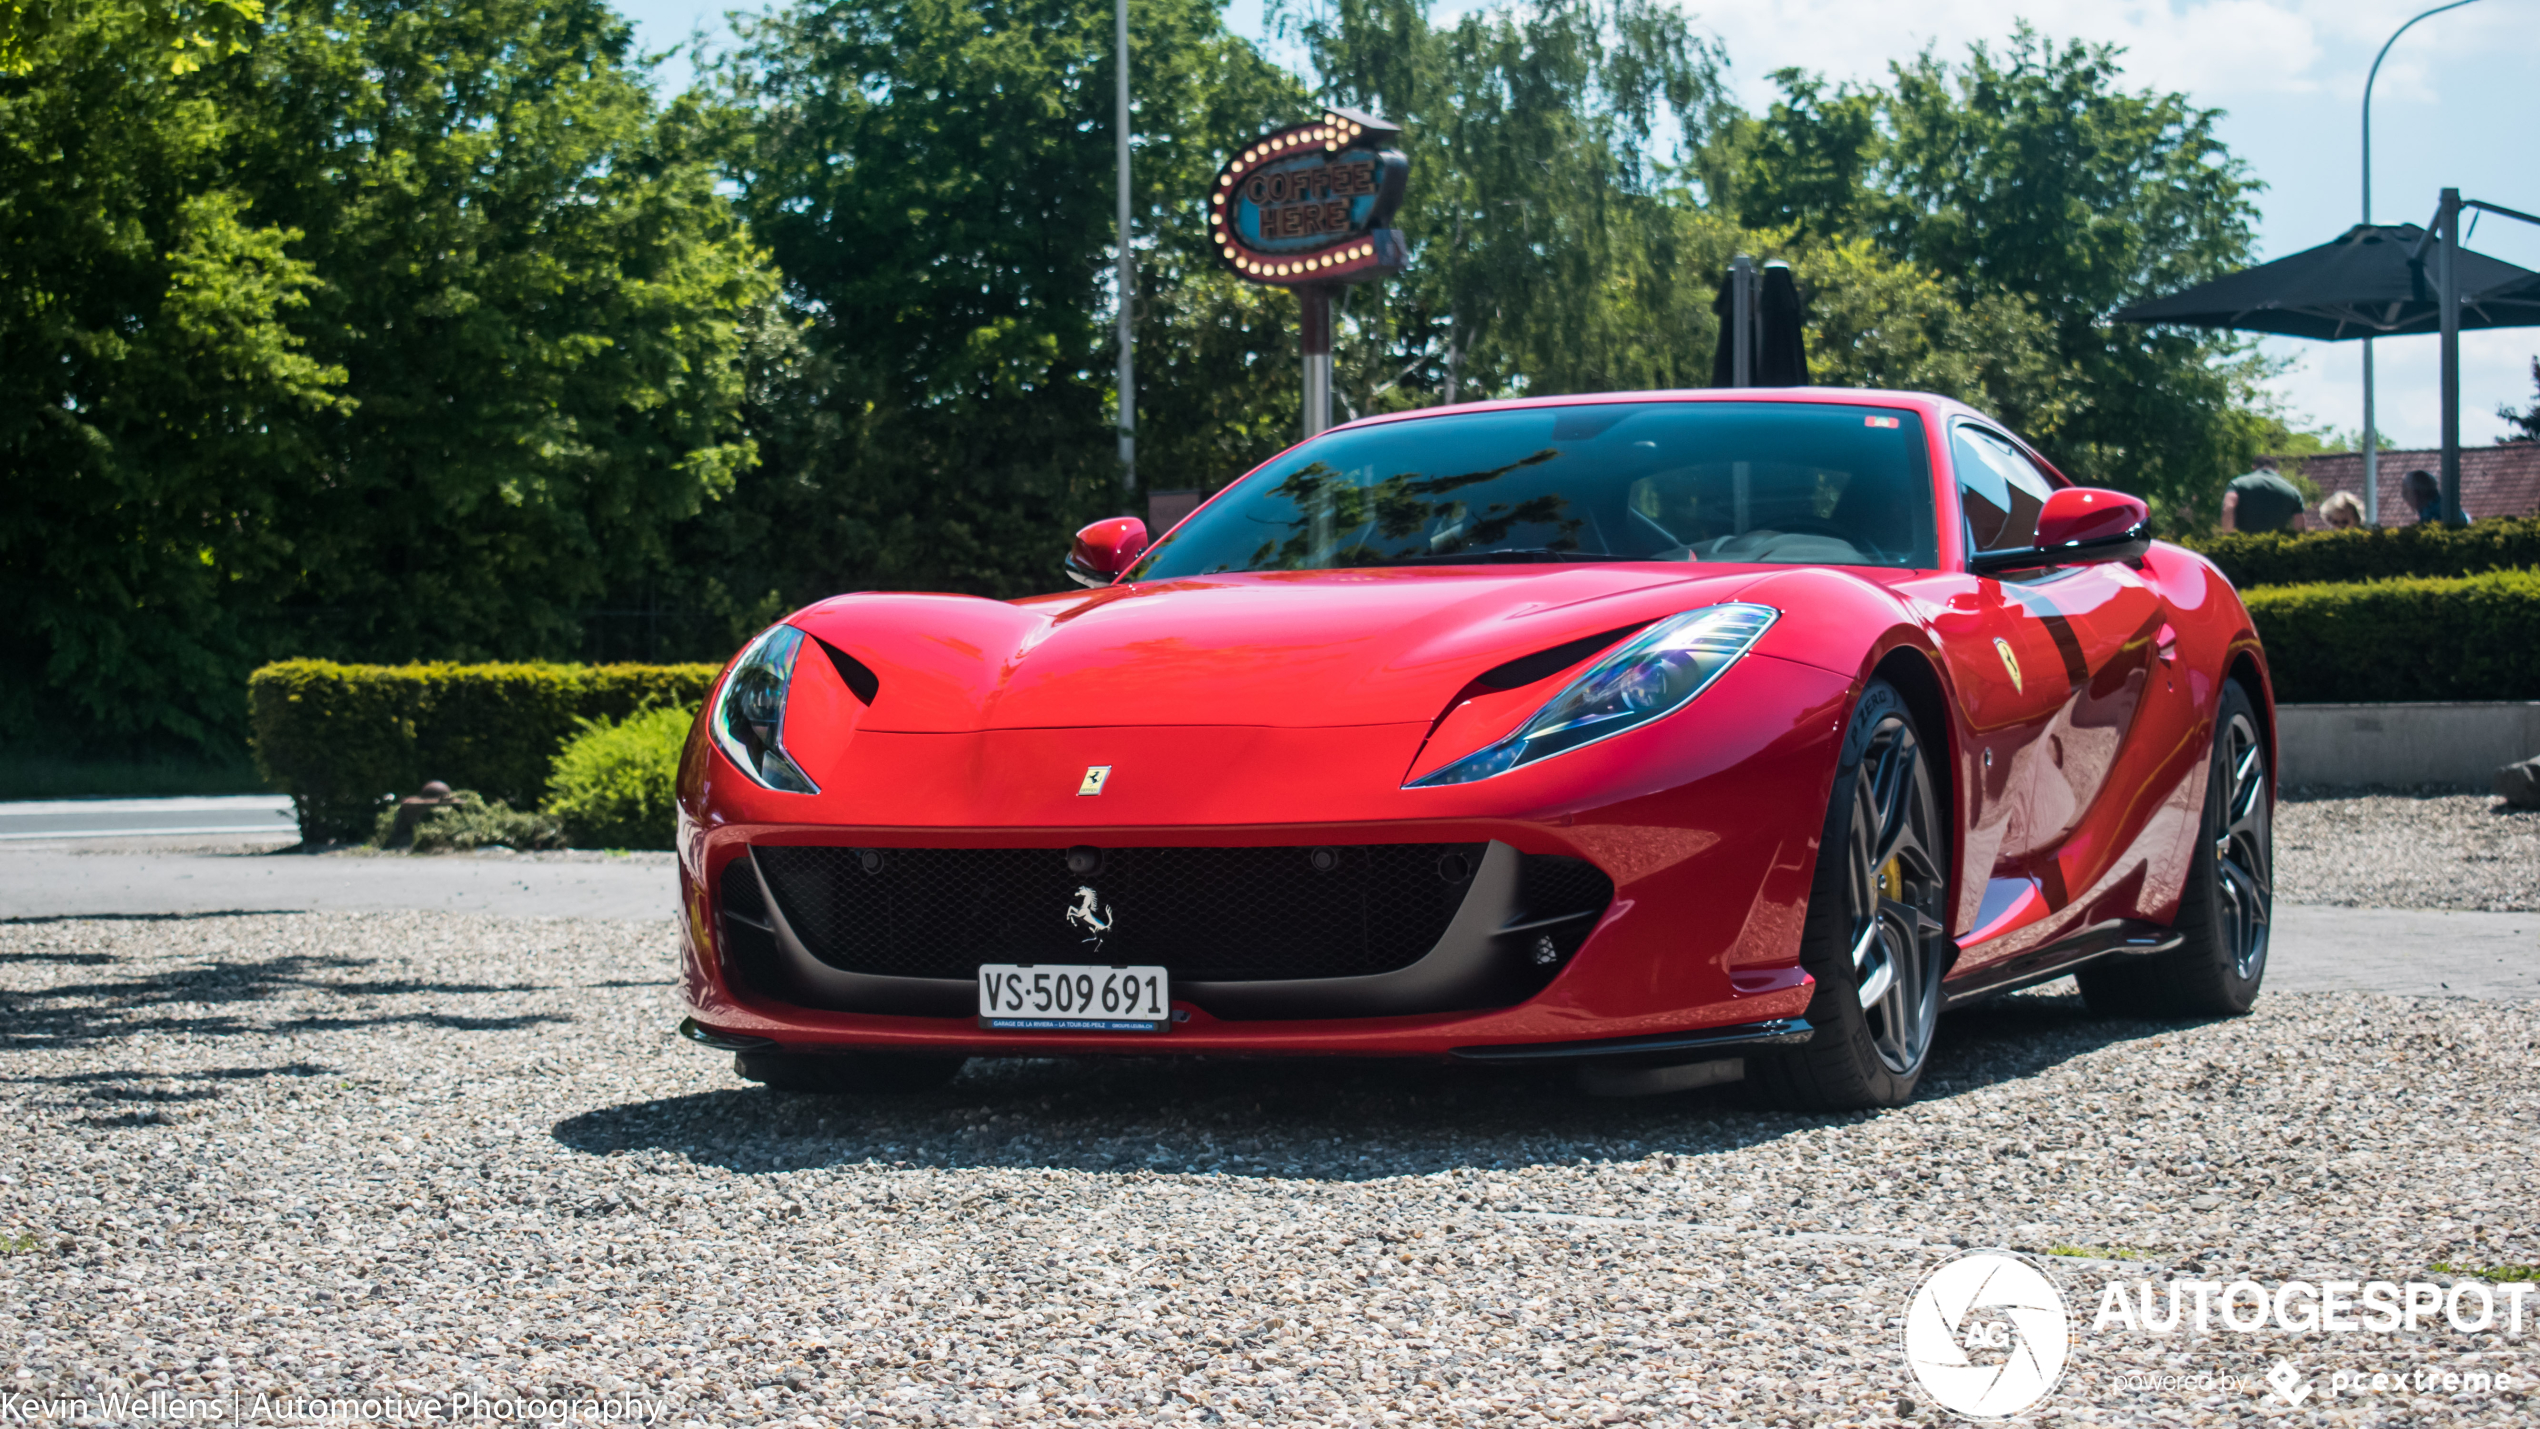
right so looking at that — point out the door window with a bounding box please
[1953,425,2054,554]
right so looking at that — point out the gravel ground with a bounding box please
[1,911,2534,1427]
[2276,790,2540,911]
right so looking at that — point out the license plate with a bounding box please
[977,964,1170,1032]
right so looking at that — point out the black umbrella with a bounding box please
[2112,222,2540,339]
[2117,196,2540,528]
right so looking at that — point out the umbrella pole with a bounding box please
[2362,343,2379,525]
[2439,187,2463,524]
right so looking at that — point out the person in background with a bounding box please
[2319,491,2366,529]
[2219,456,2305,533]
[2401,469,2443,524]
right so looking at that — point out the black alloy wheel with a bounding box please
[2078,681,2272,1016]
[734,1051,969,1094]
[1756,679,1950,1110]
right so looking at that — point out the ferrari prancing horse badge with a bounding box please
[1078,765,1112,796]
[1993,638,2024,695]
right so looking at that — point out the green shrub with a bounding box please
[2244,569,2540,703]
[545,706,697,850]
[402,792,567,853]
[250,661,719,841]
[2187,515,2540,588]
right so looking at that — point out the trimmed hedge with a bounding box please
[2244,569,2540,704]
[2187,515,2540,588]
[250,661,719,841]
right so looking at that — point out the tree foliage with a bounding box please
[675,0,1308,613]
[1716,29,2271,525]
[4,0,2295,765]
[0,0,772,754]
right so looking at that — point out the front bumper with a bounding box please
[675,652,1853,1058]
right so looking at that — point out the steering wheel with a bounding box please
[1751,516,1856,541]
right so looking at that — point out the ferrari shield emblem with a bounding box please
[1078,765,1112,796]
[1993,638,2024,695]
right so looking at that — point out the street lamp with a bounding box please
[2359,0,2486,524]
[1114,0,1134,495]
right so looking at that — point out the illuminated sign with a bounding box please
[1209,106,1408,287]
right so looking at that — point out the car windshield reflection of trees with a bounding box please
[1151,403,1937,577]
[1245,450,1595,569]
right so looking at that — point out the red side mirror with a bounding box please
[2035,487,2149,551]
[1975,486,2152,573]
[1065,516,1149,588]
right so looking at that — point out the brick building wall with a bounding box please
[2271,444,2540,529]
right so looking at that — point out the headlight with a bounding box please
[712,625,820,794]
[1406,603,1779,787]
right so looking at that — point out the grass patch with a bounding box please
[0,1231,42,1255]
[2049,1244,2147,1261]
[2432,1262,2540,1282]
[0,750,270,800]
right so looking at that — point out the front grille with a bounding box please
[749,843,1490,982]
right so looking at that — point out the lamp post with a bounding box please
[1114,0,1134,494]
[2360,0,2486,524]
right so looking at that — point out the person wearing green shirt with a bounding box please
[2221,458,2305,533]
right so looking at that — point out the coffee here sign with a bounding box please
[1210,107,1408,288]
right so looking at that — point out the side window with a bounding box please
[1952,425,2054,553]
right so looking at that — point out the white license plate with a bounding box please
[977,964,1170,1032]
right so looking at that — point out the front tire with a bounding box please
[2078,681,2271,1017]
[1755,679,1950,1111]
[734,1050,968,1093]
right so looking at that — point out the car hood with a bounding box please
[789,565,1781,733]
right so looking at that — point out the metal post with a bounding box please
[1113,0,1134,492]
[2363,344,2379,524]
[2438,186,2462,524]
[1301,287,1333,439]
[1730,254,1755,388]
[2361,1,2486,525]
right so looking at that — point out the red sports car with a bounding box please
[674,390,2274,1109]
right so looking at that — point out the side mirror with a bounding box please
[1065,516,1149,588]
[1969,487,2151,574]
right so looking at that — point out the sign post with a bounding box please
[1209,107,1408,440]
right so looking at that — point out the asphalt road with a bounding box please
[0,793,297,841]
[1,798,2529,997]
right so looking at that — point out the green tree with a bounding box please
[1722,30,2271,525]
[1,0,775,756]
[232,0,775,664]
[1287,0,1725,411]
[2502,358,2539,443]
[681,0,1309,608]
[0,2,345,751]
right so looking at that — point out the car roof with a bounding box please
[1319,387,1996,436]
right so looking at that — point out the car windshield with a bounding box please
[1132,400,1938,578]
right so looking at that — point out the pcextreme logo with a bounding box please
[1904,1250,2071,1418]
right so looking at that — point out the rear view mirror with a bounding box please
[1065,517,1149,588]
[1969,487,2150,574]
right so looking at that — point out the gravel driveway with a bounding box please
[2275,790,2539,912]
[2,911,2532,1426]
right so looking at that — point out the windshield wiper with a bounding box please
[1383,548,1662,565]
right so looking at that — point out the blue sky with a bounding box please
[617,0,2540,447]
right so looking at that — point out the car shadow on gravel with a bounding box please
[555,986,2205,1179]
[0,951,564,1047]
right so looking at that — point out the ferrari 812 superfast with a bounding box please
[675,390,2274,1109]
